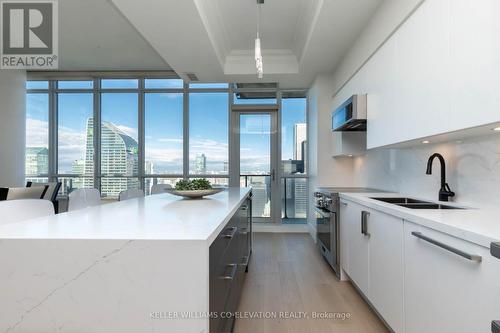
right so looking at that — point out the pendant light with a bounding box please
[255,0,264,79]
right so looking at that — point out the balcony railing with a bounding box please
[240,174,307,224]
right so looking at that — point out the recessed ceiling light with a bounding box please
[347,154,353,157]
[422,140,430,144]
[493,127,500,131]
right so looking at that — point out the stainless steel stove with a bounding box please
[314,187,381,277]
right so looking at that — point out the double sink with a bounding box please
[371,197,464,210]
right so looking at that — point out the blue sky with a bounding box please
[26,88,306,175]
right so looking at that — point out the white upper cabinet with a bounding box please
[449,0,500,130]
[393,0,451,142]
[334,0,500,149]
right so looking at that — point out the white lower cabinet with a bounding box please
[368,210,404,333]
[340,200,404,332]
[340,200,500,333]
[343,200,369,295]
[404,221,500,333]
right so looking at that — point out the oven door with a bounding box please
[315,206,335,263]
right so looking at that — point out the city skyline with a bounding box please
[26,92,307,175]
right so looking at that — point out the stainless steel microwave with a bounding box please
[332,94,367,131]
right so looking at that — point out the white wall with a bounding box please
[306,1,422,234]
[0,70,26,187]
[307,75,354,235]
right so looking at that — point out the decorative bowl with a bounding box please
[165,188,224,199]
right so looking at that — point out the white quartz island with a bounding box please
[0,187,252,333]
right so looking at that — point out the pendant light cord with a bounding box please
[257,3,261,38]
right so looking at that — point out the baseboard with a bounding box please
[253,224,309,233]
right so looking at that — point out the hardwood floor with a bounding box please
[234,233,389,333]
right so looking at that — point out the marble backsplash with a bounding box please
[351,133,500,208]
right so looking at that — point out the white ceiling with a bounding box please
[218,0,312,50]
[55,0,382,88]
[57,0,170,71]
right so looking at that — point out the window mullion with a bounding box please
[183,82,189,180]
[48,80,57,182]
[93,78,101,192]
[138,79,145,190]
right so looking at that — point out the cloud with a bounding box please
[26,118,49,147]
[27,117,89,173]
[157,138,183,143]
[116,125,138,140]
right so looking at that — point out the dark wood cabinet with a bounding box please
[209,195,252,333]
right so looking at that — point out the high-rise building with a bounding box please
[292,123,308,218]
[195,153,207,174]
[144,161,154,194]
[293,123,307,160]
[69,159,86,191]
[72,159,84,174]
[84,118,139,197]
[25,147,49,176]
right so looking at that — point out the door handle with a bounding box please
[271,169,275,181]
[361,211,370,237]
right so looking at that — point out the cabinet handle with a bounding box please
[240,256,250,266]
[361,211,370,237]
[221,264,238,280]
[241,205,248,211]
[240,227,248,235]
[491,242,500,260]
[492,320,500,333]
[223,226,238,239]
[341,202,348,207]
[412,232,482,262]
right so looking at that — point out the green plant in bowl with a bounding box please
[175,179,212,190]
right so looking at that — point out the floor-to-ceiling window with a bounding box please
[25,76,307,222]
[25,81,50,185]
[281,91,308,224]
[230,84,308,224]
[25,75,232,198]
[189,85,229,187]
[56,82,95,194]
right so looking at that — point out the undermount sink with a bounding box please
[370,197,465,210]
[371,197,430,204]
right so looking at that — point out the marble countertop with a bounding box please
[0,187,251,244]
[340,192,500,248]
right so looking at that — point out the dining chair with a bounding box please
[150,184,172,195]
[26,181,62,212]
[118,189,144,201]
[68,188,101,211]
[0,199,55,225]
[0,186,48,201]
